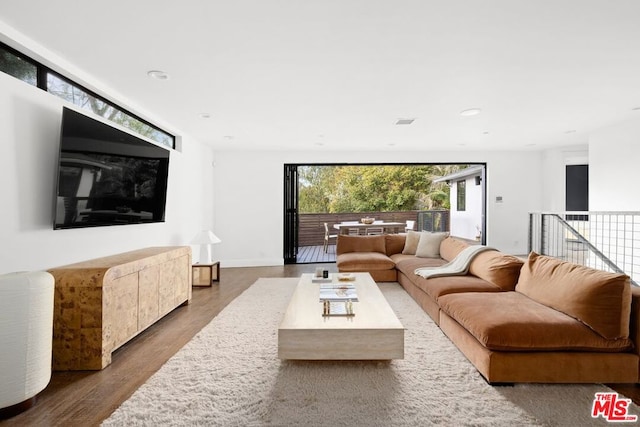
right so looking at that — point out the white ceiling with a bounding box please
[1,1,640,151]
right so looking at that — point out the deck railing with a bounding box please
[529,212,640,285]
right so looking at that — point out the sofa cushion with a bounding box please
[439,237,470,262]
[415,232,449,258]
[413,274,503,301]
[336,252,395,272]
[515,252,632,340]
[394,255,447,272]
[336,234,386,255]
[401,231,422,255]
[394,257,502,299]
[468,251,524,291]
[439,292,633,352]
[385,234,407,256]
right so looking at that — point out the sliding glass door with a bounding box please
[283,164,298,264]
[283,163,487,264]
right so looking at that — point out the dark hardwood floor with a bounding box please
[2,262,639,426]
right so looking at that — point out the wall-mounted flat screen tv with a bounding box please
[54,107,170,229]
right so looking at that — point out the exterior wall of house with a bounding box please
[448,174,483,241]
[0,72,215,273]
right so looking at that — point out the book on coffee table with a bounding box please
[319,283,358,302]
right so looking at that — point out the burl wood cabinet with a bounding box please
[48,246,192,370]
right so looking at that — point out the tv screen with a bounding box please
[54,107,170,229]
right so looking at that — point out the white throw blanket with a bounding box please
[414,245,495,279]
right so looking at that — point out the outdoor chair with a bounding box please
[366,226,384,235]
[323,222,338,253]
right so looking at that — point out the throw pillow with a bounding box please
[415,232,449,258]
[401,231,422,255]
[515,252,631,340]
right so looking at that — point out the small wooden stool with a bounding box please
[192,262,220,286]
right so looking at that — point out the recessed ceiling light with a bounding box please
[223,135,234,141]
[388,143,396,146]
[395,118,415,125]
[199,113,211,119]
[147,70,169,80]
[460,108,481,117]
[632,107,640,111]
[564,130,576,134]
[483,131,490,135]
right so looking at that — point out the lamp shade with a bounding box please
[190,230,221,264]
[190,230,222,245]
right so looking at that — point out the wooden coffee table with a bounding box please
[278,272,404,360]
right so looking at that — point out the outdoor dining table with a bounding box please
[333,221,406,235]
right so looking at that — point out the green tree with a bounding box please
[298,164,466,213]
[299,166,336,213]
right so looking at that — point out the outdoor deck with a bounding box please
[297,245,336,263]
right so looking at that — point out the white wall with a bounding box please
[1,65,544,272]
[0,73,215,273]
[589,117,640,211]
[213,150,543,266]
[540,145,589,212]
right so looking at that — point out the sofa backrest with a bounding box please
[385,234,406,256]
[439,237,470,262]
[336,234,386,255]
[515,252,632,341]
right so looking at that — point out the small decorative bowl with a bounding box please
[361,217,375,224]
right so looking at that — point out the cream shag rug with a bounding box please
[103,279,638,426]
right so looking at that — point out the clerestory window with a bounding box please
[0,42,175,149]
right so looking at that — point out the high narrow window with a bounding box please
[46,73,174,148]
[0,41,175,149]
[0,45,37,86]
[457,180,466,211]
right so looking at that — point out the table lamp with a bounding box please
[190,230,221,264]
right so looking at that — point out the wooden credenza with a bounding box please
[48,246,192,370]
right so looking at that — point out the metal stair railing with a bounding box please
[529,212,639,286]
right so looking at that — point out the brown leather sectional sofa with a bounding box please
[336,233,640,384]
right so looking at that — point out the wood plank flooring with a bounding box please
[297,244,336,263]
[1,262,639,426]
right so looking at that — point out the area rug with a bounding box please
[103,278,638,426]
